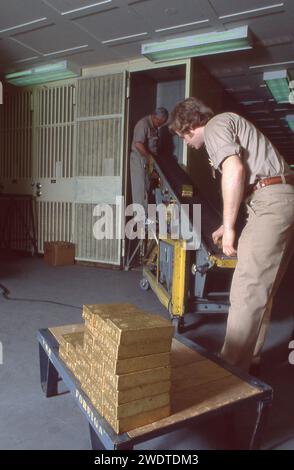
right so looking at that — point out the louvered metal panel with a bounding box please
[34,85,75,179]
[0,91,32,178]
[37,201,73,253]
[77,74,124,118]
[77,118,122,176]
[75,203,120,264]
[75,73,125,264]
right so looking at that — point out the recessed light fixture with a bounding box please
[14,56,39,63]
[0,17,47,34]
[241,100,264,105]
[247,110,270,114]
[285,115,294,132]
[155,19,209,33]
[254,118,275,121]
[250,60,294,70]
[263,70,292,103]
[219,3,284,19]
[61,1,112,16]
[102,32,148,44]
[43,45,89,56]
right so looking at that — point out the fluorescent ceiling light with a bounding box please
[285,115,294,132]
[5,61,80,86]
[250,60,294,70]
[260,125,280,128]
[155,19,209,33]
[241,100,264,105]
[15,56,39,63]
[219,3,284,19]
[142,26,252,63]
[102,32,147,44]
[263,70,291,103]
[247,110,269,114]
[44,45,89,56]
[255,118,275,121]
[0,17,47,33]
[61,1,112,15]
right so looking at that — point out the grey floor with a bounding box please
[0,250,294,450]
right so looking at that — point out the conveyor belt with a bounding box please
[153,154,224,254]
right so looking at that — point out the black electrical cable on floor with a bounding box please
[0,283,81,310]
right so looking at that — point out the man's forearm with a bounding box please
[221,156,246,229]
[134,142,152,161]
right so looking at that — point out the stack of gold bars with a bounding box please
[59,303,174,433]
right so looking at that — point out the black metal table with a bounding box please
[37,328,273,450]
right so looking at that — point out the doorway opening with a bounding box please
[124,64,186,269]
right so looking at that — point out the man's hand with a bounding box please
[212,225,224,248]
[222,227,237,256]
[212,225,237,256]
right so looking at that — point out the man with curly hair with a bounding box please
[170,97,294,372]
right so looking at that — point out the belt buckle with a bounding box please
[254,180,262,190]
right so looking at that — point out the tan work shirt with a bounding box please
[204,112,292,184]
[131,115,159,157]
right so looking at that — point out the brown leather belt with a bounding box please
[247,174,294,196]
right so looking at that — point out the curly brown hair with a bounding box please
[169,97,214,135]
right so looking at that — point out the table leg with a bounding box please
[89,424,106,450]
[249,398,272,450]
[39,343,59,397]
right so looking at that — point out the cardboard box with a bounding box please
[44,241,75,266]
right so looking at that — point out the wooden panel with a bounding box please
[128,339,263,439]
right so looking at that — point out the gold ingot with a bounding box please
[60,331,84,353]
[103,405,170,434]
[103,365,171,391]
[103,392,169,420]
[103,380,171,405]
[103,351,170,375]
[102,336,173,360]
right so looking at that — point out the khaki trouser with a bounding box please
[130,152,150,212]
[221,184,294,371]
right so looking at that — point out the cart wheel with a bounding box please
[140,278,150,291]
[172,317,185,334]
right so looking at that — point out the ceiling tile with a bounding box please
[12,23,91,55]
[62,46,120,66]
[219,12,293,45]
[0,0,48,31]
[44,0,114,15]
[74,7,149,41]
[46,0,101,11]
[0,37,38,63]
[107,41,143,60]
[130,0,207,31]
[210,0,284,18]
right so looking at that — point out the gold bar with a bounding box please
[103,380,171,405]
[103,405,170,434]
[103,365,171,391]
